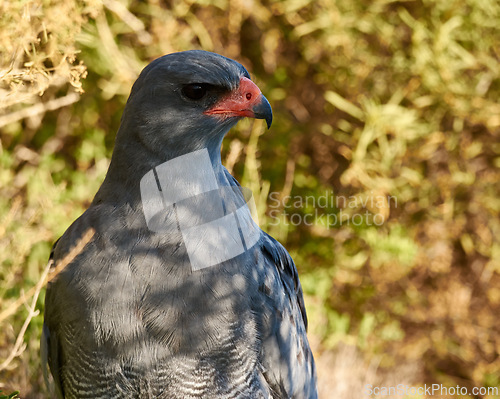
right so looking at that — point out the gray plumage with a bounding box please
[41,50,317,398]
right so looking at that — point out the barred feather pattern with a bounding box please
[56,323,270,398]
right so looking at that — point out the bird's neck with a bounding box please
[93,132,230,208]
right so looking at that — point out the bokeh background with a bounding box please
[1,0,499,397]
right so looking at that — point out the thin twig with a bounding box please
[47,228,95,281]
[0,259,51,371]
[224,139,243,174]
[0,228,95,325]
[0,228,95,370]
[103,0,152,45]
[279,158,296,204]
[0,92,80,128]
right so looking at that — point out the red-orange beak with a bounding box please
[204,76,273,129]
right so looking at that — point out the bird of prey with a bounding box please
[41,50,317,398]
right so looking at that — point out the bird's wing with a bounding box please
[262,233,308,329]
[257,233,318,399]
[223,167,317,397]
[41,240,65,399]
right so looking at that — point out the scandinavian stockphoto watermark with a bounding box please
[364,383,498,398]
[139,148,395,270]
[268,191,397,227]
[140,149,260,271]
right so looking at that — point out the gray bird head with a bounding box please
[113,50,272,167]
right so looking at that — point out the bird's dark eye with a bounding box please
[182,84,209,100]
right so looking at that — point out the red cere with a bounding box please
[204,76,263,119]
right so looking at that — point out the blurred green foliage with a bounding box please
[0,391,19,399]
[1,0,499,397]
